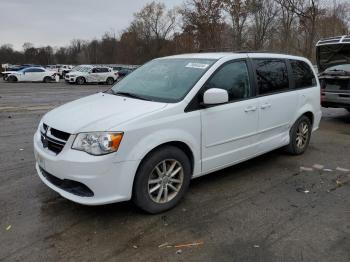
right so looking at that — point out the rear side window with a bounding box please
[254,59,289,95]
[290,60,316,88]
[25,68,44,72]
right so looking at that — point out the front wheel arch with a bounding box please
[76,77,86,85]
[135,141,195,178]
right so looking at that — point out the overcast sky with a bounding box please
[0,0,184,50]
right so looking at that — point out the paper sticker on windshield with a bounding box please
[185,63,209,69]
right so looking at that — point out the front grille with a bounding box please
[41,124,70,155]
[39,167,94,197]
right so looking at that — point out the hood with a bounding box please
[316,43,350,72]
[42,92,167,134]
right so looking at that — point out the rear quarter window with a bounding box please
[290,60,316,89]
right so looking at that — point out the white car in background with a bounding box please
[46,65,74,78]
[5,67,56,83]
[58,65,74,78]
[65,65,117,85]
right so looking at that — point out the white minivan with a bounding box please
[34,53,321,213]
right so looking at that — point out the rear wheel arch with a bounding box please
[8,75,18,82]
[303,111,314,126]
[43,76,51,83]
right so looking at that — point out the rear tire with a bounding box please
[106,77,114,85]
[285,115,312,155]
[133,146,191,214]
[43,76,51,83]
[76,77,85,85]
[8,76,18,83]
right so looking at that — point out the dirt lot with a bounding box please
[0,81,349,262]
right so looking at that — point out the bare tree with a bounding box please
[181,0,224,50]
[278,0,325,59]
[131,1,178,54]
[274,0,297,52]
[223,0,250,50]
[248,0,279,50]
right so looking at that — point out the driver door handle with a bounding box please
[244,106,257,112]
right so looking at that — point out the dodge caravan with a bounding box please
[34,53,321,213]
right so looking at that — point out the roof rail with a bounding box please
[198,48,290,55]
[316,35,350,46]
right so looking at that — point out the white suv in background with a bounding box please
[34,53,321,213]
[65,65,117,85]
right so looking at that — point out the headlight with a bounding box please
[72,132,123,155]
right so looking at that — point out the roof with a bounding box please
[161,53,232,60]
[316,35,350,46]
[162,52,309,62]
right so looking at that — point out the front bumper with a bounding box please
[33,130,139,205]
[65,76,77,83]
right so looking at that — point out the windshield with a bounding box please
[79,66,92,72]
[71,66,91,72]
[325,64,350,73]
[110,58,216,102]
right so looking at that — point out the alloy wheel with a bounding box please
[296,121,309,149]
[148,159,184,204]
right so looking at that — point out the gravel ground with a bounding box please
[0,80,349,262]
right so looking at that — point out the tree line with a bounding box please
[0,0,349,66]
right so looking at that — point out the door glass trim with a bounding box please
[185,58,255,112]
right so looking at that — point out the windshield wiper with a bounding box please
[112,91,150,101]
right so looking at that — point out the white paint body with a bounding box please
[33,53,322,205]
[7,67,54,82]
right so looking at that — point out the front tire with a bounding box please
[285,115,312,155]
[76,77,85,85]
[133,146,191,214]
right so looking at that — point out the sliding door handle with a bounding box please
[260,103,272,109]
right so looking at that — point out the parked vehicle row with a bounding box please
[1,63,137,84]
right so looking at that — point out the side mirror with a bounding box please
[203,88,229,105]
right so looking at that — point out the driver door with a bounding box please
[201,60,259,173]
